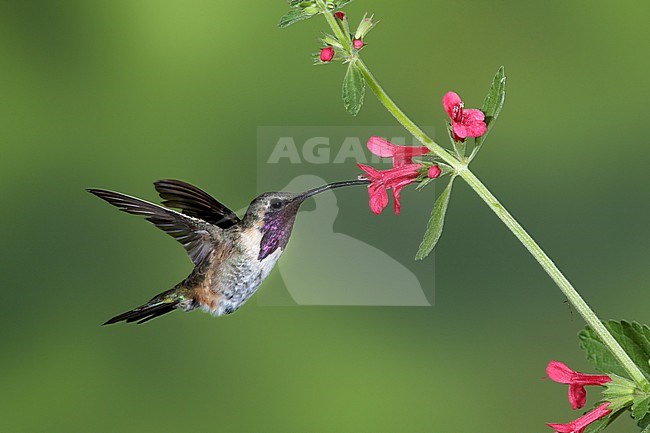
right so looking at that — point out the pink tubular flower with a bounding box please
[442,91,487,141]
[353,38,364,50]
[546,361,611,410]
[357,163,420,214]
[320,46,334,62]
[547,402,611,433]
[367,136,429,168]
[333,11,345,20]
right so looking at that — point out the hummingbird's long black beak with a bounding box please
[296,178,370,201]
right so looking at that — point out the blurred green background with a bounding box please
[1,1,649,432]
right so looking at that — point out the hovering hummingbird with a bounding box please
[88,178,368,325]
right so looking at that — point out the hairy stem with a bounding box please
[317,3,649,388]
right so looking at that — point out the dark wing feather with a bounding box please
[154,179,240,229]
[87,188,219,266]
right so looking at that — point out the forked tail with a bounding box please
[103,289,182,325]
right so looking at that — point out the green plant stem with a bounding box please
[316,3,649,388]
[319,1,352,52]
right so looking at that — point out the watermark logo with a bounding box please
[265,129,427,165]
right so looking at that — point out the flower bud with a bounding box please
[353,38,364,50]
[354,13,377,39]
[334,11,345,20]
[427,165,441,179]
[319,46,335,62]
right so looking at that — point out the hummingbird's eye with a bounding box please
[269,198,283,210]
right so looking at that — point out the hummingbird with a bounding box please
[87,178,368,325]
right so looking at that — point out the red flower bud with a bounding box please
[319,47,335,62]
[427,165,441,179]
[334,11,345,20]
[353,38,364,50]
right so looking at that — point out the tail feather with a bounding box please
[103,298,181,325]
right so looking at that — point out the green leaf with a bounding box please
[472,66,506,153]
[279,1,355,29]
[336,0,355,8]
[631,391,650,430]
[633,395,650,421]
[446,123,465,159]
[578,320,650,379]
[639,413,650,432]
[341,16,350,41]
[278,8,317,28]
[415,176,456,260]
[342,61,365,116]
[354,13,377,39]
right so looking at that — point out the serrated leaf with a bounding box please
[415,176,456,260]
[578,320,650,379]
[633,395,650,421]
[639,412,650,432]
[278,8,316,28]
[342,61,365,116]
[470,66,506,159]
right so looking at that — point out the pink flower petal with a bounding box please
[391,188,402,214]
[464,108,485,123]
[393,147,429,167]
[388,170,420,214]
[367,136,429,167]
[442,91,461,118]
[568,384,587,410]
[547,403,611,433]
[357,162,421,215]
[356,163,383,180]
[546,361,611,386]
[546,361,575,384]
[572,373,611,386]
[367,136,396,158]
[546,423,575,433]
[461,108,487,138]
[451,121,486,139]
[381,164,420,183]
[368,184,388,214]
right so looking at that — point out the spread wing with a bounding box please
[154,179,240,229]
[87,188,220,266]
